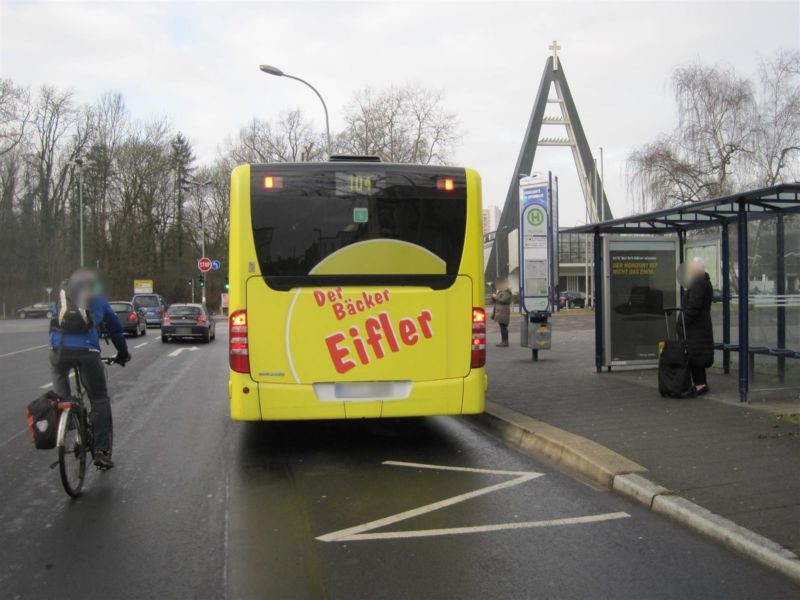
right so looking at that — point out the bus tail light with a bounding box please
[436,177,455,191]
[263,175,283,190]
[471,307,486,368]
[229,310,249,373]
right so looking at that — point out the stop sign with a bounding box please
[197,257,212,272]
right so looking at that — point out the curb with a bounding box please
[476,402,800,585]
[475,402,647,487]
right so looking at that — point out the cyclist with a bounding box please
[49,268,130,470]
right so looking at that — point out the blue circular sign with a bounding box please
[211,259,221,271]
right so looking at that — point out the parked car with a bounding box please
[161,303,215,343]
[110,301,147,337]
[18,302,53,319]
[132,293,167,327]
[559,291,586,309]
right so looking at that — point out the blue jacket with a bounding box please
[49,295,128,354]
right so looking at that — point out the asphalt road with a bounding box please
[0,318,796,599]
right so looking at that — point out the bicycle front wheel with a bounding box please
[58,407,87,497]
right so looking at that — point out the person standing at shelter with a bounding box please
[492,278,513,348]
[683,257,714,395]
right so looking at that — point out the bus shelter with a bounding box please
[564,183,800,402]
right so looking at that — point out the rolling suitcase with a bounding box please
[658,308,694,397]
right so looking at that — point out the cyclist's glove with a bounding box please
[115,350,131,366]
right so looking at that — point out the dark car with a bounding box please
[110,301,147,337]
[132,293,167,327]
[161,303,215,343]
[559,291,586,309]
[18,302,54,319]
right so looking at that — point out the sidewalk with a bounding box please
[485,313,800,554]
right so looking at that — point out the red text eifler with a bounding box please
[324,310,433,374]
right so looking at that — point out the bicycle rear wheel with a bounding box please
[58,407,87,497]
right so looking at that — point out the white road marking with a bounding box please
[340,512,632,541]
[134,342,148,348]
[0,428,28,450]
[384,460,537,476]
[0,344,48,359]
[39,371,76,390]
[316,460,630,543]
[168,346,199,357]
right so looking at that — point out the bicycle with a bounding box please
[53,356,121,497]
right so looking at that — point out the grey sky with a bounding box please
[1,0,798,227]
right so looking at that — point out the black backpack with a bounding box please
[52,278,94,334]
[26,391,61,449]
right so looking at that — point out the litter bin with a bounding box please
[520,312,551,361]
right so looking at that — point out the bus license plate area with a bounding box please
[313,381,412,402]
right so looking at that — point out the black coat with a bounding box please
[682,273,714,368]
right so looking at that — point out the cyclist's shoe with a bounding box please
[94,451,114,470]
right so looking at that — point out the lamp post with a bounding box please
[184,179,212,304]
[259,64,332,156]
[70,157,93,267]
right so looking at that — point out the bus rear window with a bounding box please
[249,165,467,278]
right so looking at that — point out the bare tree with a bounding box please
[628,63,754,208]
[339,84,460,164]
[0,79,30,156]
[628,50,800,210]
[750,49,800,186]
[223,110,324,165]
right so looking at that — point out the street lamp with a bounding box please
[259,64,332,156]
[69,157,94,268]
[184,178,212,304]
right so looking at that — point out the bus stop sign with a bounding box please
[518,175,553,314]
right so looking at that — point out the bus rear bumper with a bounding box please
[228,369,486,421]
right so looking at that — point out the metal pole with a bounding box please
[593,230,603,372]
[599,146,605,222]
[78,163,84,267]
[494,232,499,284]
[737,202,748,402]
[678,229,686,299]
[721,223,730,374]
[776,214,786,382]
[584,234,589,304]
[191,280,195,304]
[284,74,332,155]
[201,212,206,305]
[600,146,604,185]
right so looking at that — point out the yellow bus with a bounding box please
[228,158,486,420]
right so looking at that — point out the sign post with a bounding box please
[518,173,555,361]
[197,257,212,304]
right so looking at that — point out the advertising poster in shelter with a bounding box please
[606,239,678,364]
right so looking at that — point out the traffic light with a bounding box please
[199,275,205,289]
[224,277,229,292]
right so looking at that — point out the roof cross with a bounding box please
[549,40,561,71]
